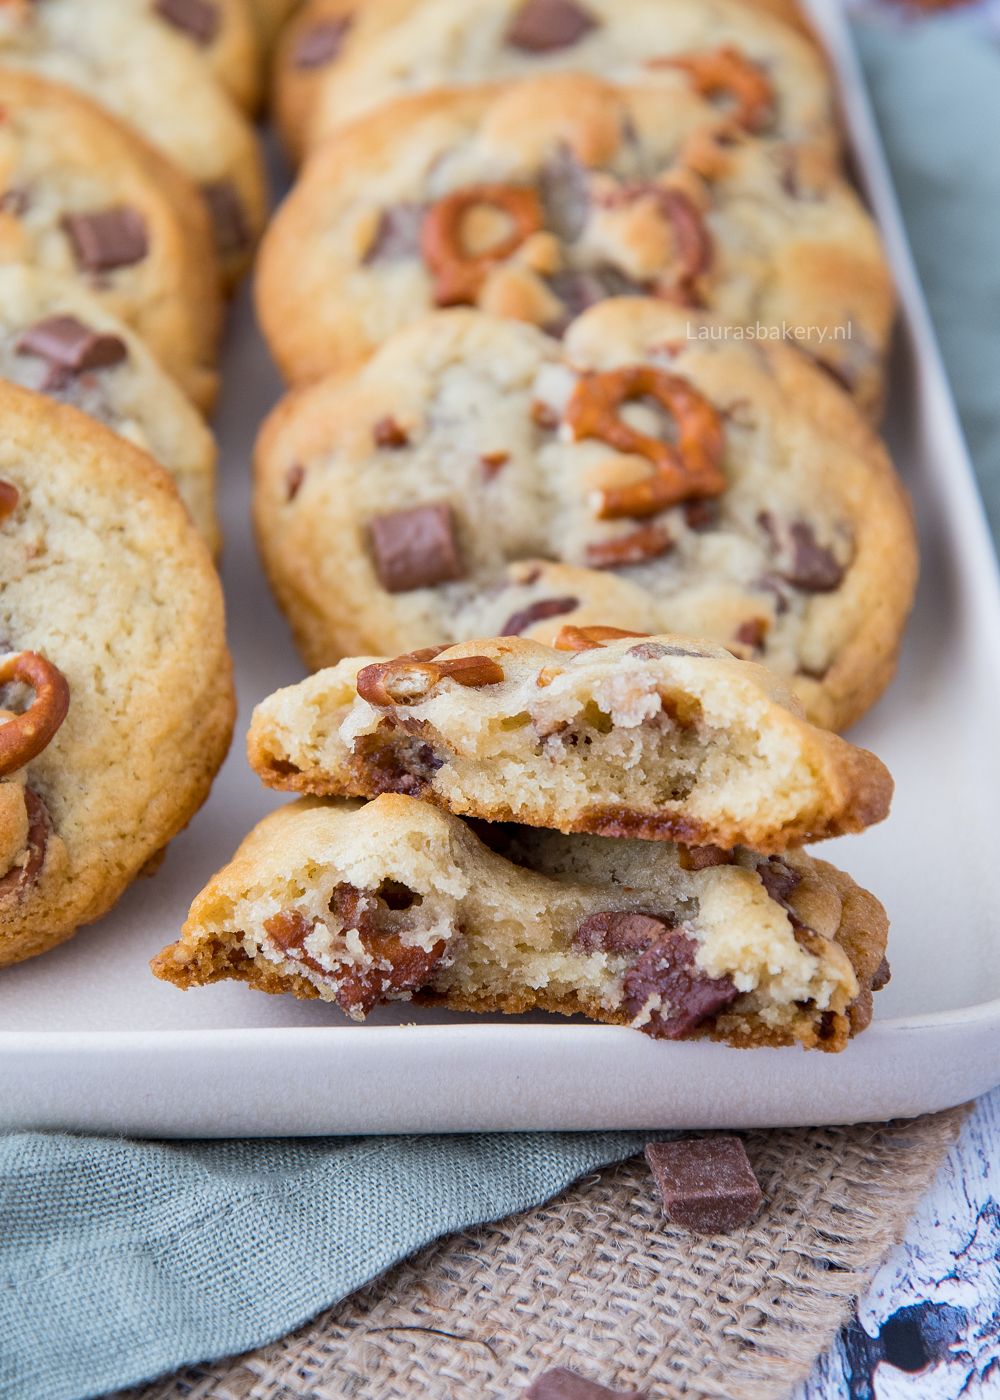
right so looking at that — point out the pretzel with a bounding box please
[566,366,726,519]
[357,651,504,707]
[0,651,70,777]
[652,46,775,134]
[0,479,18,522]
[554,626,648,653]
[421,184,543,306]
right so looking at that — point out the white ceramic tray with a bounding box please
[1,0,998,1136]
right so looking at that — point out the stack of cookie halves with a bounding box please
[155,628,893,1051]
[0,0,274,967]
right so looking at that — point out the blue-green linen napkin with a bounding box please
[3,12,999,1400]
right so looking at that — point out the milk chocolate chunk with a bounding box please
[0,480,18,521]
[623,930,738,1039]
[155,0,219,45]
[292,17,351,68]
[525,1367,648,1399]
[373,415,409,448]
[644,1136,763,1233]
[539,144,590,243]
[783,521,845,592]
[574,911,671,955]
[0,789,50,901]
[506,0,598,52]
[363,203,426,263]
[63,208,149,272]
[368,502,464,593]
[16,316,127,373]
[501,595,578,636]
[757,855,801,907]
[203,181,251,256]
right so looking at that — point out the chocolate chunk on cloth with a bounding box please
[155,0,219,45]
[202,182,251,256]
[525,1367,648,1399]
[645,1136,763,1233]
[506,0,599,52]
[368,502,465,593]
[293,17,352,68]
[624,930,739,1039]
[62,208,148,272]
[16,316,126,373]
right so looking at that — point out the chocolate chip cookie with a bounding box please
[274,0,836,161]
[0,381,235,967]
[248,631,892,849]
[253,302,918,729]
[0,0,266,285]
[150,0,261,114]
[258,74,892,413]
[0,70,221,409]
[152,793,890,1052]
[0,266,219,549]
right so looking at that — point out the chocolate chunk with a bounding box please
[0,789,50,901]
[16,316,127,373]
[0,187,29,217]
[623,930,738,1039]
[285,464,305,501]
[0,480,19,521]
[525,1368,647,1400]
[756,856,801,907]
[575,911,672,955]
[759,513,845,593]
[783,521,845,592]
[63,208,149,272]
[155,0,219,45]
[373,415,409,448]
[538,143,590,243]
[627,642,704,659]
[734,617,767,650]
[645,1136,763,1233]
[531,399,560,430]
[683,497,719,532]
[480,450,509,479]
[368,503,464,593]
[202,181,250,256]
[545,265,647,333]
[506,0,598,52]
[292,16,351,68]
[363,203,426,263]
[501,595,577,636]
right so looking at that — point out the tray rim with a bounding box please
[3,0,1000,1130]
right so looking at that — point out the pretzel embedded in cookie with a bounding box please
[357,650,505,707]
[421,184,544,305]
[0,652,70,778]
[652,46,775,133]
[566,366,726,518]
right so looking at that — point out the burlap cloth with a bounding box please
[123,1108,966,1400]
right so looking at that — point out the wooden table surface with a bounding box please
[798,1089,1000,1398]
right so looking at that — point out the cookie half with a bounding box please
[0,266,219,549]
[258,75,891,412]
[253,303,918,729]
[0,0,266,285]
[0,383,235,966]
[152,794,890,1052]
[275,0,836,160]
[0,70,221,409]
[248,632,891,850]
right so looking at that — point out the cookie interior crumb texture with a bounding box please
[152,793,890,1053]
[248,633,893,850]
